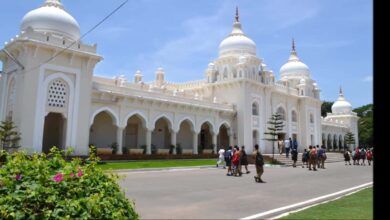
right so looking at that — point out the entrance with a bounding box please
[42,113,66,153]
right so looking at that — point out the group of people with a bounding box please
[343,147,373,166]
[217,145,265,183]
[278,137,298,158]
[300,145,327,171]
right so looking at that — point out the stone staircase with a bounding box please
[264,152,345,166]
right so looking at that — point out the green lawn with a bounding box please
[280,187,373,220]
[98,159,217,170]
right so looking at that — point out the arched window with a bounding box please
[292,110,297,122]
[310,113,314,123]
[277,107,286,120]
[223,68,228,79]
[252,102,259,116]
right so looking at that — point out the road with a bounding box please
[117,162,373,219]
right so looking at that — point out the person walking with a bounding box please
[253,144,265,183]
[278,139,284,155]
[232,146,242,176]
[308,146,317,171]
[344,150,352,165]
[285,139,291,158]
[216,147,225,168]
[291,147,298,167]
[293,138,298,151]
[224,146,233,176]
[366,149,373,166]
[319,145,326,169]
[302,148,308,168]
[240,146,250,174]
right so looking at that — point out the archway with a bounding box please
[152,117,172,150]
[253,130,259,148]
[339,134,343,151]
[322,133,326,147]
[124,115,146,149]
[277,107,286,120]
[333,134,338,151]
[177,120,194,150]
[89,111,116,149]
[42,113,66,153]
[327,134,332,150]
[217,124,229,149]
[199,122,212,151]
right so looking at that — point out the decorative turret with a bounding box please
[280,39,310,81]
[331,87,352,114]
[134,70,143,83]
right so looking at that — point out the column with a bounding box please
[228,130,234,147]
[212,133,217,154]
[146,129,152,155]
[193,131,199,154]
[116,127,124,155]
[171,131,177,155]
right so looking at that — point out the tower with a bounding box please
[0,0,102,154]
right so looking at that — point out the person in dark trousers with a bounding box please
[253,144,264,183]
[344,150,351,165]
[240,146,250,174]
[291,147,298,167]
[284,139,290,158]
[293,138,298,151]
[224,146,233,176]
[302,148,308,168]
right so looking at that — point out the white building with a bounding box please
[0,1,358,155]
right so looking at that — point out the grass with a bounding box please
[280,187,373,220]
[98,159,217,170]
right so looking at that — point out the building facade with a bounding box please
[0,1,358,155]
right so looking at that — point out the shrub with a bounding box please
[151,144,157,155]
[140,145,146,154]
[110,142,118,154]
[169,145,175,154]
[176,144,182,155]
[0,147,139,219]
[123,146,129,155]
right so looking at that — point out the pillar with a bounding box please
[212,133,217,154]
[146,129,152,155]
[116,127,124,155]
[193,131,199,154]
[171,131,177,155]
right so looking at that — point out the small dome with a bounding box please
[332,88,352,114]
[219,8,256,57]
[208,62,215,68]
[280,40,310,80]
[20,0,80,41]
[299,78,306,84]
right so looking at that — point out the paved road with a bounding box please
[117,162,373,219]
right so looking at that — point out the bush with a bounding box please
[0,147,139,219]
[110,142,118,154]
[169,145,175,154]
[176,144,182,155]
[140,145,146,154]
[123,146,129,155]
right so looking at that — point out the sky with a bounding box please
[0,0,372,107]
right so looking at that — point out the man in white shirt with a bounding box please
[285,139,290,158]
[216,148,226,168]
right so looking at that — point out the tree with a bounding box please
[344,131,356,150]
[321,101,334,117]
[263,113,284,162]
[353,104,373,147]
[0,120,21,152]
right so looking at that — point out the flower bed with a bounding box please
[0,147,138,219]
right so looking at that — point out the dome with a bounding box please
[299,78,306,84]
[280,40,310,80]
[218,8,256,57]
[331,88,352,114]
[20,0,80,41]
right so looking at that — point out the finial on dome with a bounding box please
[235,6,239,22]
[43,0,64,9]
[339,86,343,96]
[292,38,296,52]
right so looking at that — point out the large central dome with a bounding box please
[20,0,80,41]
[218,8,256,57]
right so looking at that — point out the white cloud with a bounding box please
[363,75,373,82]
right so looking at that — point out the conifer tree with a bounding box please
[264,113,285,161]
[0,120,21,151]
[344,131,355,150]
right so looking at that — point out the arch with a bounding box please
[291,110,298,122]
[152,116,173,150]
[123,113,148,149]
[339,134,343,150]
[253,129,259,149]
[217,122,231,149]
[196,119,214,134]
[151,114,173,130]
[122,110,148,128]
[5,76,16,120]
[252,101,259,116]
[327,133,332,150]
[322,133,326,146]
[90,107,119,127]
[276,106,286,120]
[175,117,195,133]
[177,119,195,150]
[333,134,338,150]
[89,111,117,148]
[223,67,228,79]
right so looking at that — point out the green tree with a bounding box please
[321,101,334,117]
[0,120,21,151]
[353,104,373,147]
[263,113,284,162]
[344,131,356,150]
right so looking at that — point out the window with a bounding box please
[252,102,259,116]
[292,110,297,122]
[310,114,314,123]
[47,79,69,109]
[277,107,286,120]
